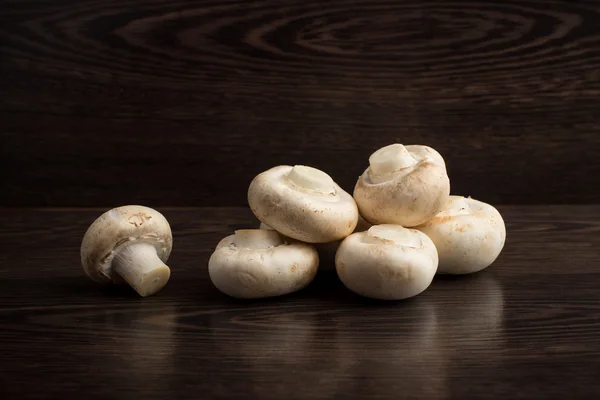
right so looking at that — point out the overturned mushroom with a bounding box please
[248,165,359,243]
[209,229,319,299]
[80,205,173,297]
[336,224,438,300]
[353,144,450,227]
[414,195,506,274]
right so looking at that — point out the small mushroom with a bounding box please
[208,229,319,299]
[248,165,359,243]
[335,224,438,300]
[80,205,173,297]
[414,195,506,274]
[353,143,450,227]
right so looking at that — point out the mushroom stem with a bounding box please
[113,242,171,297]
[286,165,336,195]
[365,225,420,248]
[234,229,284,249]
[368,144,418,182]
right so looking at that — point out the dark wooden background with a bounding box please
[3,2,600,398]
[2,0,600,207]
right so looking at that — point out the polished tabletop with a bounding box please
[1,206,599,399]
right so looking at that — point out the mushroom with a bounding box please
[353,143,450,227]
[248,165,359,243]
[414,195,506,274]
[335,224,438,300]
[208,229,319,299]
[80,205,173,297]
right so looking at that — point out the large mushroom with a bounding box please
[414,195,506,274]
[209,229,319,299]
[353,144,450,227]
[80,205,173,297]
[248,165,359,243]
[335,224,438,300]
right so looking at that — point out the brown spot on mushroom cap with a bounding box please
[435,215,455,225]
[454,223,473,233]
[128,213,152,227]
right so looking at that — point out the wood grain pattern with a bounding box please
[1,206,600,399]
[2,0,600,207]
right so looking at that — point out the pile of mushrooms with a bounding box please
[80,143,505,300]
[209,143,506,300]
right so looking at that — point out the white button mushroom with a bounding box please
[353,144,450,227]
[80,205,173,297]
[208,229,319,299]
[248,165,359,243]
[414,195,506,274]
[335,224,439,300]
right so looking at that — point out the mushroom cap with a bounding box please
[335,224,439,300]
[414,196,506,274]
[353,144,450,227]
[208,230,319,299]
[248,165,359,243]
[80,205,173,284]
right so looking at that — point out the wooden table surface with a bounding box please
[1,205,599,399]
